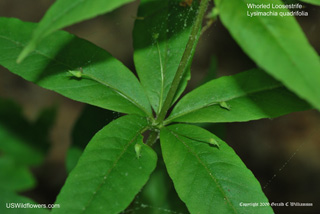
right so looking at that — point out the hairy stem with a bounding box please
[155,0,210,123]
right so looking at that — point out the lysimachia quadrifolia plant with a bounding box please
[0,0,319,213]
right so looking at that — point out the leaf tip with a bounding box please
[219,101,231,111]
[68,70,83,78]
[209,138,220,148]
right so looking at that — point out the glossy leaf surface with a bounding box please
[133,0,198,113]
[0,18,151,116]
[17,0,134,62]
[160,124,273,214]
[166,69,310,123]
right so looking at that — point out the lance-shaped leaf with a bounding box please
[0,18,151,116]
[160,124,273,214]
[133,0,198,113]
[215,0,320,110]
[166,69,310,124]
[301,0,320,5]
[17,0,134,62]
[53,115,157,214]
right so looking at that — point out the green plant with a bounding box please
[0,0,319,213]
[0,98,55,214]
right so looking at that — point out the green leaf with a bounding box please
[133,0,198,113]
[300,0,320,5]
[0,157,35,191]
[215,0,320,110]
[0,189,49,214]
[166,124,220,148]
[166,69,310,123]
[0,98,55,166]
[53,115,157,214]
[17,0,134,62]
[160,124,273,214]
[0,18,152,116]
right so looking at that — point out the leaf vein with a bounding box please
[168,130,238,214]
[81,125,148,212]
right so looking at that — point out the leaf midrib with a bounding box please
[157,42,165,114]
[0,34,150,116]
[155,3,169,114]
[168,130,238,213]
[166,82,282,123]
[83,73,151,116]
[81,125,148,213]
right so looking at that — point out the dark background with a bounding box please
[0,0,320,213]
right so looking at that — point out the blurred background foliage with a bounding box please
[0,0,320,213]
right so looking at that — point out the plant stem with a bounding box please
[155,0,210,123]
[146,131,159,147]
